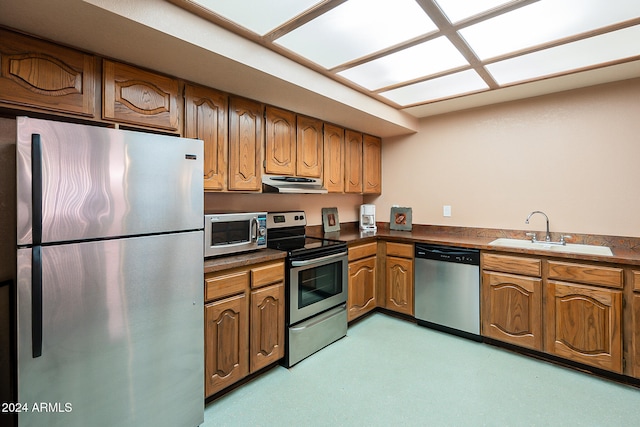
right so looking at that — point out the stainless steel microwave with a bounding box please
[204,212,267,258]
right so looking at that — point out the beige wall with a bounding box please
[368,78,640,238]
[205,193,363,226]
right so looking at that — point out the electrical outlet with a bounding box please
[443,205,452,217]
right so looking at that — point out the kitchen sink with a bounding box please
[488,238,613,256]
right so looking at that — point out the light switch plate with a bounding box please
[443,205,452,217]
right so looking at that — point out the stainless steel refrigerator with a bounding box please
[14,117,204,427]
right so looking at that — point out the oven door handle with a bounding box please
[290,251,346,267]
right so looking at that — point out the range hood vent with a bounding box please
[262,174,328,194]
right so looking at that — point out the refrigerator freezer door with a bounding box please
[17,232,204,427]
[16,117,203,246]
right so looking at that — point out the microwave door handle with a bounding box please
[290,251,346,267]
[251,217,258,242]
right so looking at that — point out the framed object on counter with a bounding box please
[322,207,340,233]
[390,207,412,231]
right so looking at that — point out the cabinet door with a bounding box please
[482,271,542,350]
[632,292,640,378]
[545,280,622,373]
[265,106,296,176]
[204,293,249,397]
[362,134,381,194]
[385,256,414,316]
[348,256,377,322]
[344,130,363,193]
[185,84,228,191]
[0,28,96,117]
[296,115,323,178]
[103,59,180,131]
[250,283,285,372]
[323,124,345,193]
[228,97,263,191]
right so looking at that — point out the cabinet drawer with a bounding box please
[349,242,377,262]
[386,242,413,259]
[482,253,541,277]
[633,270,640,292]
[205,270,249,302]
[251,261,284,289]
[547,261,623,289]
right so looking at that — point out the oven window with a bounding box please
[297,262,343,309]
[210,221,250,246]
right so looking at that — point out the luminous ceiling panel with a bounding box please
[338,37,468,90]
[487,24,640,85]
[460,0,640,60]
[191,0,322,35]
[274,0,437,69]
[434,0,514,23]
[380,69,489,106]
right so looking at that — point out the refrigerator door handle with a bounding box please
[32,245,43,358]
[31,133,43,245]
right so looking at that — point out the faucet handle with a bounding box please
[525,232,537,242]
[560,235,572,245]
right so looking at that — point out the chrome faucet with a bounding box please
[525,211,551,242]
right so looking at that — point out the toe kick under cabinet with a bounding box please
[204,260,285,397]
[482,252,625,374]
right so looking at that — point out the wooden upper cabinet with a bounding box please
[265,106,296,175]
[228,96,263,191]
[344,129,363,193]
[363,134,381,194]
[0,28,96,117]
[323,124,345,193]
[296,115,323,178]
[184,84,228,191]
[103,59,180,131]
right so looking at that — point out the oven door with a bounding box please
[289,250,348,325]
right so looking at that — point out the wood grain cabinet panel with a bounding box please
[205,293,249,397]
[362,134,381,194]
[323,124,345,193]
[265,106,296,176]
[482,271,542,350]
[184,84,228,191]
[103,59,179,131]
[348,255,377,322]
[482,253,541,277]
[547,261,623,289]
[632,293,640,378]
[296,115,323,178]
[384,242,414,317]
[250,283,285,372]
[228,97,263,191]
[344,130,363,193]
[545,280,622,373]
[0,28,96,117]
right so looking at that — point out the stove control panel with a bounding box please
[267,211,307,229]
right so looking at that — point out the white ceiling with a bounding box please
[174,0,640,114]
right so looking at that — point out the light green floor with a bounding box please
[203,313,640,427]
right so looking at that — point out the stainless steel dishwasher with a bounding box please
[414,244,481,341]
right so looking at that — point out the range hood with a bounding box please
[262,174,328,194]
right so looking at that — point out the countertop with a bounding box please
[310,223,640,266]
[203,223,640,271]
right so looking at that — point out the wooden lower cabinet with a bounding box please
[348,255,377,321]
[385,244,414,316]
[482,271,542,351]
[632,292,640,378]
[545,280,622,373]
[250,283,285,372]
[204,260,284,398]
[204,293,248,397]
